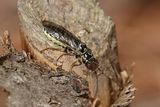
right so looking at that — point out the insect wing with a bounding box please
[42,21,82,51]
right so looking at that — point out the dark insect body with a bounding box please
[42,20,99,70]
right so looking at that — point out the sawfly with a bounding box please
[41,20,99,71]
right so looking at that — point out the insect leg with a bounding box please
[70,59,82,73]
[40,47,64,53]
[56,53,74,62]
[40,47,65,68]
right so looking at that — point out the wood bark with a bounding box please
[0,0,135,107]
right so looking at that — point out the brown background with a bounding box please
[0,0,160,107]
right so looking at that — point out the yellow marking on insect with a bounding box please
[43,29,67,49]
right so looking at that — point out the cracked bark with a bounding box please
[0,0,135,107]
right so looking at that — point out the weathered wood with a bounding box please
[0,53,91,107]
[17,0,117,75]
[17,0,135,107]
[0,31,91,107]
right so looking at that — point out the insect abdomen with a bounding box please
[42,20,81,50]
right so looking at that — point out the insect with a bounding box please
[41,20,99,71]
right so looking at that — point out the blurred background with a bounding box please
[0,0,160,107]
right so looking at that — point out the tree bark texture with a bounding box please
[0,0,136,107]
